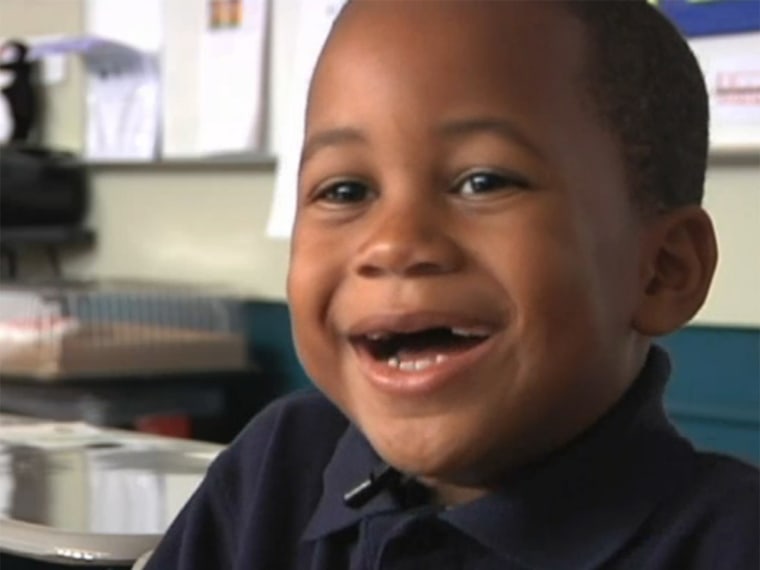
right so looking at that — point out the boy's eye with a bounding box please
[455,170,529,197]
[316,180,371,204]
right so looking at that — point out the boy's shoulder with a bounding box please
[676,448,759,520]
[145,390,352,570]
[692,449,758,488]
[208,391,351,544]
[621,448,759,569]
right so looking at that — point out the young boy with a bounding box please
[147,1,759,568]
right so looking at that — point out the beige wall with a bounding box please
[61,164,292,300]
[698,158,760,328]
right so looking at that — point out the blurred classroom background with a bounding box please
[0,0,757,567]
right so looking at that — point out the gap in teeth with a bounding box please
[386,354,448,370]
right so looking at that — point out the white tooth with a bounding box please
[414,358,434,371]
[368,332,388,341]
[451,327,488,338]
[387,356,400,368]
[435,354,448,364]
[399,360,416,371]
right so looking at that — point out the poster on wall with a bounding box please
[650,0,760,151]
[691,35,760,151]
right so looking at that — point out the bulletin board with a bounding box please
[653,0,760,153]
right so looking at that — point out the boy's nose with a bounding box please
[352,206,465,279]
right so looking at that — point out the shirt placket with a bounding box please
[350,512,460,570]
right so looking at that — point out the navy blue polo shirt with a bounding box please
[147,346,759,569]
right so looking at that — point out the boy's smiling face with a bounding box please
[288,2,650,503]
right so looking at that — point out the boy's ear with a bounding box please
[632,205,718,336]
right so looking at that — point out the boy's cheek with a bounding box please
[288,269,348,387]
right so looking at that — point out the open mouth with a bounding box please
[351,326,491,372]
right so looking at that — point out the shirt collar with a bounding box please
[442,345,696,569]
[301,415,399,541]
[302,345,696,569]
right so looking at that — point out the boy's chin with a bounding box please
[378,447,497,506]
[367,427,496,492]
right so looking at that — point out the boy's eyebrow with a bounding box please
[300,118,544,166]
[300,127,367,166]
[438,117,545,160]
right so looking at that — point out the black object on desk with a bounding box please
[0,227,96,279]
[0,145,93,280]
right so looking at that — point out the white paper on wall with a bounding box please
[84,0,164,161]
[26,36,161,161]
[162,0,269,158]
[85,51,161,162]
[196,0,269,156]
[266,0,347,238]
[86,0,164,53]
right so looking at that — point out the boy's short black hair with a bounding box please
[564,1,709,212]
[334,0,709,212]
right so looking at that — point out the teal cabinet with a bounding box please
[661,326,759,464]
